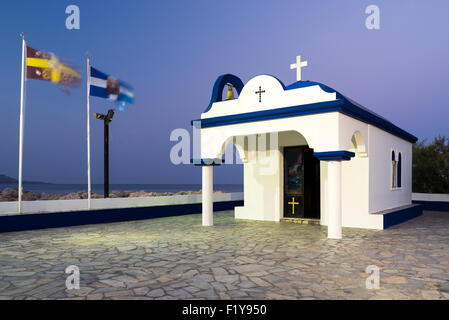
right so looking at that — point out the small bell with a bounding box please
[225,84,235,100]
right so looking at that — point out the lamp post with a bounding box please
[93,109,115,198]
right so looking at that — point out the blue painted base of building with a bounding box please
[412,200,449,212]
[0,200,244,234]
[383,204,423,229]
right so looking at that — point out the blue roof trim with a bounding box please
[314,151,355,161]
[193,99,341,126]
[190,158,224,166]
[204,74,245,113]
[285,81,340,96]
[193,99,418,143]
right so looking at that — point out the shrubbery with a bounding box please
[413,136,449,193]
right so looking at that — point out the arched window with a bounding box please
[397,153,402,188]
[391,150,398,188]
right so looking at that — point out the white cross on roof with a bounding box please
[290,55,308,81]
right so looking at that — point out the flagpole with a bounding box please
[18,33,26,214]
[86,53,92,210]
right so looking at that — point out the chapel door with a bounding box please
[284,146,320,219]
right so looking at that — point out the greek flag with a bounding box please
[89,67,134,104]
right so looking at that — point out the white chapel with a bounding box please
[192,55,421,239]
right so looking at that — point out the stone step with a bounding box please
[280,218,320,225]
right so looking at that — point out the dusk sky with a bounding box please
[0,1,448,185]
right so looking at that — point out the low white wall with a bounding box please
[0,192,244,216]
[412,193,449,202]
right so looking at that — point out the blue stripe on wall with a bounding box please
[0,200,243,234]
[383,205,423,229]
[412,200,449,212]
[193,99,417,144]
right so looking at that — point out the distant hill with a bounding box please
[0,174,51,184]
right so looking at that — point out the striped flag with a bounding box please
[26,46,80,87]
[89,67,134,104]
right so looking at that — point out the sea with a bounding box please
[0,183,243,195]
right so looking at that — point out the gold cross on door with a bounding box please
[288,197,299,215]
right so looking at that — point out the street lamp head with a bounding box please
[93,113,106,120]
[93,109,115,122]
[106,109,115,121]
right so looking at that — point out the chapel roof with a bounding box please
[194,75,418,144]
[285,80,391,123]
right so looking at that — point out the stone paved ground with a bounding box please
[0,210,448,300]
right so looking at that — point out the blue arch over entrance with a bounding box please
[204,74,244,113]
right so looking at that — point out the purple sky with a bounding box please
[0,1,448,184]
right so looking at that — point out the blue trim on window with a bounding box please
[383,204,423,229]
[313,150,355,161]
[398,153,402,188]
[203,74,245,113]
[190,158,224,166]
[193,87,418,144]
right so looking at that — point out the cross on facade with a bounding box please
[288,197,299,215]
[255,86,266,103]
[290,55,308,81]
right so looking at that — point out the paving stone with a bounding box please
[214,275,239,284]
[146,288,165,297]
[382,276,408,285]
[211,267,228,276]
[133,287,150,296]
[86,293,104,300]
[0,210,447,300]
[104,289,134,298]
[250,277,272,287]
[193,289,218,299]
[99,279,126,288]
[166,289,193,299]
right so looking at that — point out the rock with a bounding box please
[176,190,201,195]
[1,188,18,201]
[60,192,80,200]
[123,190,133,197]
[22,190,40,201]
[0,187,225,202]
[0,188,40,201]
[128,190,148,198]
[109,190,122,198]
[40,192,63,200]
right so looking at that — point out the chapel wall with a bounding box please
[367,125,413,213]
[235,138,282,222]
